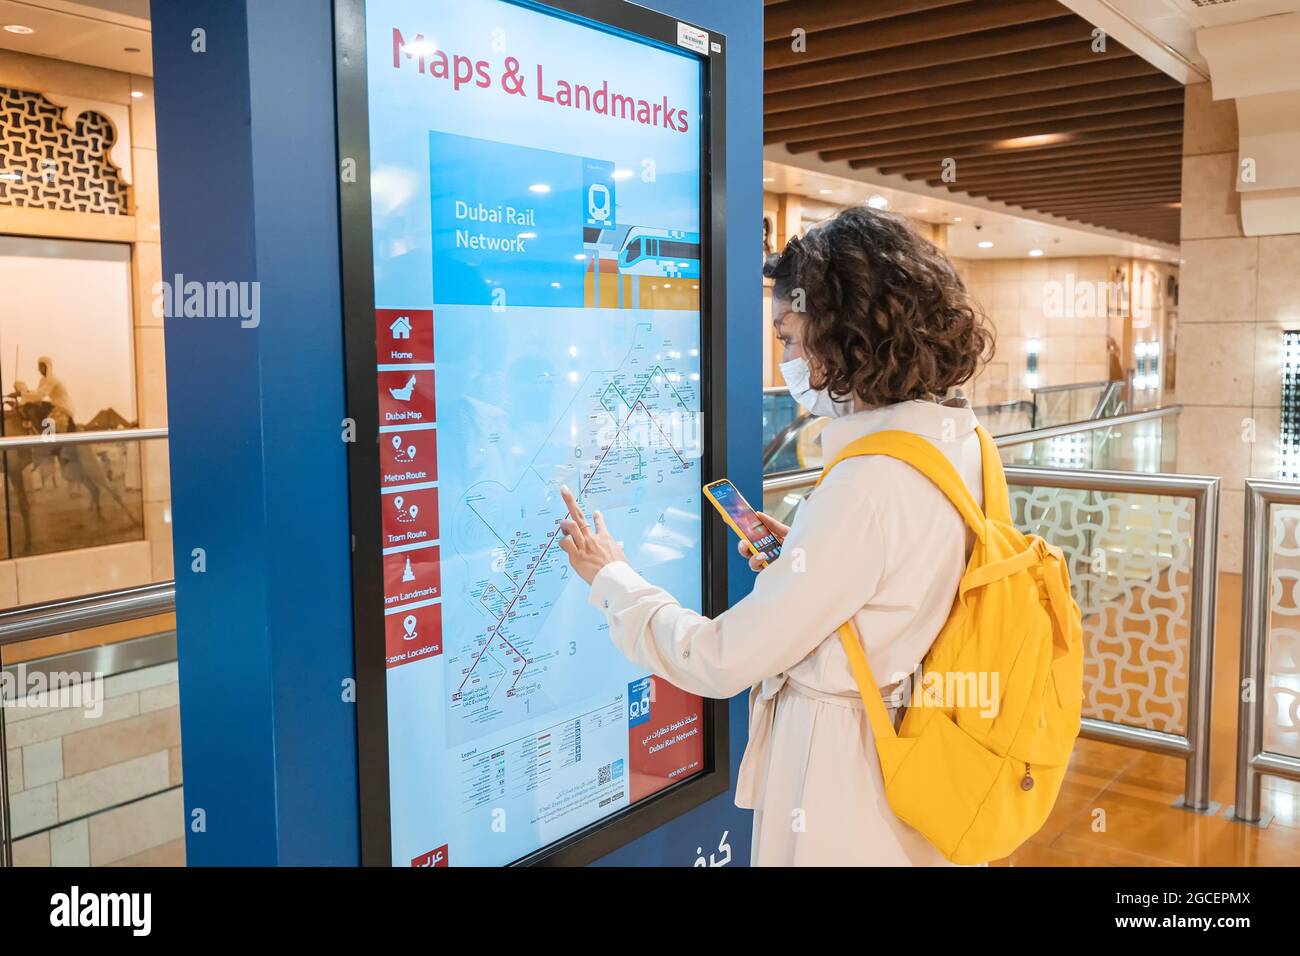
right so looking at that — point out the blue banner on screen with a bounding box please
[363,0,708,866]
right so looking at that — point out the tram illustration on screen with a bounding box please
[617,227,701,279]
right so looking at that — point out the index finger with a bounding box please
[560,485,590,532]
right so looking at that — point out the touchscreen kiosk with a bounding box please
[335,0,729,866]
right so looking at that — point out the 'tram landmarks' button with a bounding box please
[378,369,435,425]
[376,308,434,365]
[383,546,441,608]
[381,486,439,550]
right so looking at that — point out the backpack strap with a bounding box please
[975,425,1012,524]
[837,621,900,744]
[819,428,994,740]
[817,429,988,543]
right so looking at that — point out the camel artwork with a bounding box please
[0,396,141,556]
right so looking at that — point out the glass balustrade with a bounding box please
[1031,381,1111,429]
[0,432,171,612]
[998,409,1177,473]
[1259,503,1300,762]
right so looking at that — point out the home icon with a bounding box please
[389,315,412,339]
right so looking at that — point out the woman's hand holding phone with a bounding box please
[737,511,790,572]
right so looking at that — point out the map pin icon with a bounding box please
[391,435,402,449]
[407,445,417,459]
[409,504,419,519]
[394,495,404,510]
[403,614,417,638]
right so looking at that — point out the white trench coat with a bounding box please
[589,400,987,866]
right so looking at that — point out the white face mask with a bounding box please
[779,357,854,419]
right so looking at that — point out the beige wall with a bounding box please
[7,661,184,866]
[959,256,1119,407]
[0,49,171,606]
[1174,82,1300,573]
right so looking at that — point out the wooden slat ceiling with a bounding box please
[764,0,1184,245]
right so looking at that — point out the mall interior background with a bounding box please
[0,0,1297,866]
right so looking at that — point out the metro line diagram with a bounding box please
[443,319,701,744]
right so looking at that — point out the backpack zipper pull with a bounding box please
[1021,762,1034,791]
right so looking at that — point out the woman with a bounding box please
[558,207,994,866]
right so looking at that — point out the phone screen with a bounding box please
[708,480,781,562]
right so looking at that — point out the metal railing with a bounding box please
[0,580,178,867]
[994,404,1180,449]
[1005,466,1220,812]
[766,404,1181,485]
[1030,380,1122,429]
[971,398,1036,428]
[0,426,169,451]
[1235,479,1300,824]
[762,459,1221,812]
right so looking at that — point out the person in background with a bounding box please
[16,355,76,428]
[12,355,78,490]
[557,206,995,866]
[1106,335,1125,383]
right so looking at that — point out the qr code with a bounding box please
[598,763,612,786]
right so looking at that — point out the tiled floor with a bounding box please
[1001,572,1300,866]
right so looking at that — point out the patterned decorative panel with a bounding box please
[1011,485,1194,734]
[1264,505,1300,758]
[0,86,126,215]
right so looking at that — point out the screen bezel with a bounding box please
[333,0,731,867]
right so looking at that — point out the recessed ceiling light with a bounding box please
[818,188,832,195]
[978,240,994,249]
[996,132,1071,149]
[952,216,962,222]
[1028,249,1044,257]
[3,24,35,35]
[762,176,775,183]
[915,208,927,214]
[867,195,888,209]
[131,90,144,98]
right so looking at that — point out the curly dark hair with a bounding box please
[763,207,993,407]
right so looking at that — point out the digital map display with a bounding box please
[363,0,709,866]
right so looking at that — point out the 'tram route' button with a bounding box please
[381,486,439,550]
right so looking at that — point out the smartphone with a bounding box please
[703,478,781,566]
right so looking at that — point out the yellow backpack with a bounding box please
[818,426,1084,865]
